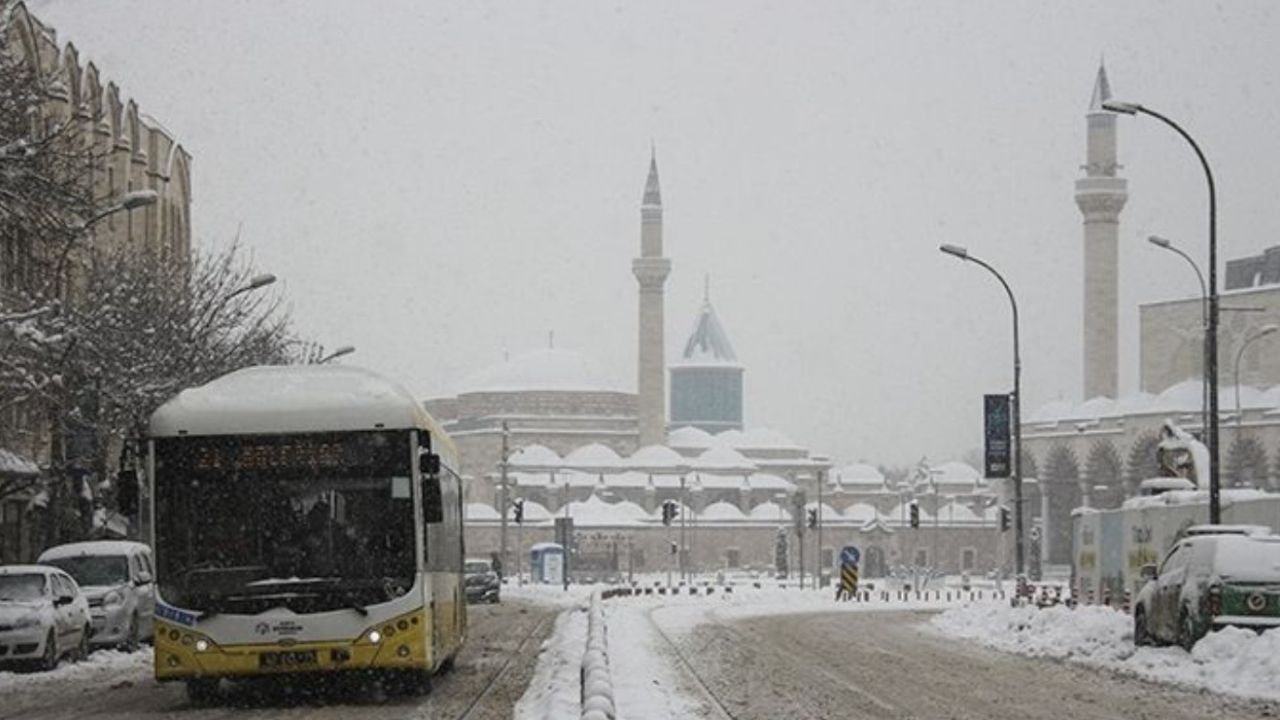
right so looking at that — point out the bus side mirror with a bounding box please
[421,452,440,476]
[423,476,443,523]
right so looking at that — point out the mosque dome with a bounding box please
[458,348,622,394]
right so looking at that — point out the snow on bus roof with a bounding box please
[149,365,449,444]
[38,540,149,560]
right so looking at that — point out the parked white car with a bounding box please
[0,564,91,670]
[38,541,155,651]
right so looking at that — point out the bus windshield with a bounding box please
[154,431,418,614]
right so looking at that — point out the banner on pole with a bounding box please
[984,393,1012,478]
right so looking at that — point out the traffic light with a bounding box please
[661,500,678,526]
[999,506,1010,532]
[512,498,525,525]
[909,501,920,529]
[807,508,818,530]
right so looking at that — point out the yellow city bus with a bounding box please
[146,365,466,702]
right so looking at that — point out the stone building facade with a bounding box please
[0,2,192,563]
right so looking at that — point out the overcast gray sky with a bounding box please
[31,0,1280,467]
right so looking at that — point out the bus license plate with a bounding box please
[259,650,318,669]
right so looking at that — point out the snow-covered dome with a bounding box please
[521,500,552,521]
[937,501,982,524]
[508,444,561,468]
[745,473,794,490]
[803,501,840,521]
[711,429,745,448]
[1070,396,1116,420]
[1028,399,1074,424]
[736,427,800,450]
[668,426,715,450]
[1151,379,1205,414]
[930,461,981,484]
[842,502,880,521]
[748,501,791,521]
[464,502,500,521]
[699,501,747,521]
[563,443,622,469]
[887,502,933,523]
[565,495,647,525]
[833,463,884,486]
[627,444,685,469]
[695,445,756,472]
[1112,391,1155,417]
[458,348,622,394]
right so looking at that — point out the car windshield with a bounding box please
[0,574,47,602]
[44,556,129,587]
[465,561,490,574]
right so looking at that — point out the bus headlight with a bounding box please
[194,639,209,652]
[367,630,382,644]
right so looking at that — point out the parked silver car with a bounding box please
[38,541,155,651]
[0,564,91,670]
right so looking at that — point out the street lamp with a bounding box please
[318,345,355,364]
[1234,325,1279,435]
[225,273,276,300]
[1103,99,1222,523]
[1148,234,1208,434]
[939,243,1024,577]
[79,189,159,230]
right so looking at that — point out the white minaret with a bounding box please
[1075,63,1128,400]
[633,149,671,446]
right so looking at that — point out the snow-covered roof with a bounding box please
[695,445,756,472]
[0,447,39,477]
[37,540,148,561]
[842,502,880,521]
[735,427,800,450]
[936,501,982,524]
[149,365,450,447]
[711,429,744,448]
[457,348,623,394]
[699,501,747,521]
[886,502,933,523]
[563,443,623,469]
[566,495,648,526]
[803,501,840,521]
[1029,399,1075,424]
[508,444,561,468]
[668,426,715,450]
[627,444,685,469]
[745,473,794,490]
[673,299,739,367]
[748,501,791,521]
[930,461,981,485]
[833,463,884,486]
[464,502,501,521]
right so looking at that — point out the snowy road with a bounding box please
[0,599,557,720]
[656,608,1280,719]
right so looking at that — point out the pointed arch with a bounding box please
[60,42,81,109]
[1043,444,1081,565]
[81,61,102,120]
[1125,431,1161,495]
[1084,440,1123,509]
[4,2,41,70]
[1226,437,1268,489]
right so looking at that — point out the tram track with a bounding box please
[644,607,736,720]
[453,610,555,720]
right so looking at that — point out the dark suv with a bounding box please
[464,559,500,604]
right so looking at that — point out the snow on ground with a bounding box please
[503,580,596,608]
[605,603,707,720]
[0,648,150,693]
[932,601,1280,702]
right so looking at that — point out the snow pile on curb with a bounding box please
[514,606,588,720]
[580,591,615,720]
[932,601,1280,701]
[0,649,151,693]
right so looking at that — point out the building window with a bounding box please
[962,548,976,572]
[725,547,740,568]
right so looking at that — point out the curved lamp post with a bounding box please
[1103,99,1222,523]
[225,273,276,300]
[318,345,355,364]
[50,190,160,291]
[939,243,1024,577]
[1234,325,1279,435]
[1149,235,1208,434]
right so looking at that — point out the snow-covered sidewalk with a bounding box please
[932,601,1280,702]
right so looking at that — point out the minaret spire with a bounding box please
[1076,61,1128,398]
[633,149,672,446]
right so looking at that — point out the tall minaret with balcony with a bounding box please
[1075,63,1128,399]
[633,150,672,446]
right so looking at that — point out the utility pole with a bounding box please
[816,468,824,587]
[679,473,688,583]
[499,421,510,583]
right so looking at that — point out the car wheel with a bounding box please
[122,615,140,653]
[39,630,58,671]
[1133,607,1153,647]
[186,678,220,705]
[1177,607,1202,651]
[76,625,90,661]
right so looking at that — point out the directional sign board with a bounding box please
[838,545,860,600]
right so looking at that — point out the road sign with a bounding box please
[984,393,1012,478]
[837,544,860,601]
[840,546,861,567]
